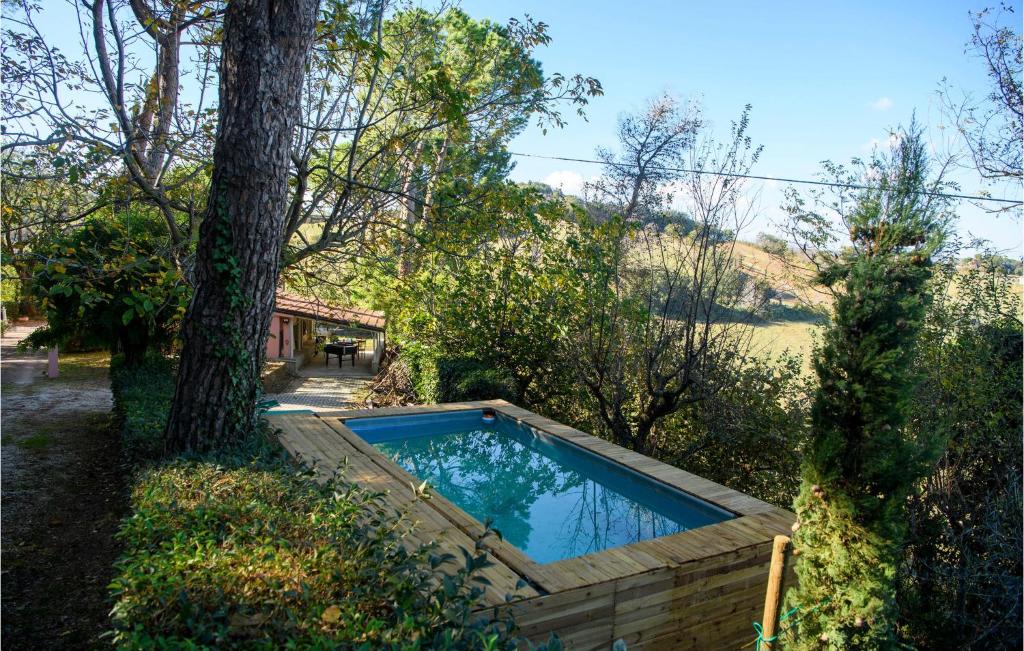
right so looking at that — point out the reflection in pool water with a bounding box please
[349,411,731,564]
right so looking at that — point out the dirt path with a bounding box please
[1,325,127,649]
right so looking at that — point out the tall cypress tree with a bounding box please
[786,128,948,648]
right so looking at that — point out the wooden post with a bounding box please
[760,535,791,648]
[47,346,59,378]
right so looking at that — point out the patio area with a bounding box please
[303,346,376,378]
[264,348,376,412]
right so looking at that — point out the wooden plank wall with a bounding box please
[487,541,778,651]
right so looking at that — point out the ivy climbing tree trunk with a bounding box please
[165,0,318,453]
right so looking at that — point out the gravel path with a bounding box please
[1,325,126,649]
[1,321,47,384]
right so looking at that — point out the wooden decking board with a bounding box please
[430,526,541,603]
[271,401,796,647]
[273,415,349,479]
[336,402,488,421]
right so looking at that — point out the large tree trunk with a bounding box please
[165,0,318,453]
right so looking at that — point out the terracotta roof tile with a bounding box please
[274,291,385,332]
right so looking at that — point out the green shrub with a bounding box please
[399,349,517,405]
[787,128,947,648]
[437,358,517,403]
[400,344,441,403]
[657,353,811,510]
[110,354,175,463]
[24,217,188,366]
[109,438,528,650]
[898,264,1023,648]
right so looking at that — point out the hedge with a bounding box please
[110,354,175,463]
[401,348,517,404]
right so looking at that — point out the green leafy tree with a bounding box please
[2,0,222,257]
[898,255,1022,648]
[384,185,577,407]
[284,3,601,277]
[24,217,188,365]
[756,232,790,257]
[1,150,102,317]
[558,102,765,455]
[658,353,811,509]
[785,128,950,648]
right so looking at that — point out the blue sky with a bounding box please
[31,0,1023,253]
[462,0,1023,253]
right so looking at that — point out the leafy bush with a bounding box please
[109,440,528,649]
[898,263,1023,649]
[402,344,442,403]
[24,218,188,366]
[657,353,811,509]
[398,349,517,405]
[1,263,20,313]
[383,197,574,408]
[110,354,175,464]
[437,358,517,403]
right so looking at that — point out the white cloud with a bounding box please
[543,170,588,196]
[870,96,893,111]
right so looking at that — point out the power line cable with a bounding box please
[507,151,1024,206]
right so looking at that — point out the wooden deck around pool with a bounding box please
[267,400,796,650]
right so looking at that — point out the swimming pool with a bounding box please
[345,409,734,564]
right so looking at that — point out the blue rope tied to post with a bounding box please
[752,605,800,650]
[750,599,831,649]
[752,621,776,649]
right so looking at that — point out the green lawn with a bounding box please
[749,320,822,374]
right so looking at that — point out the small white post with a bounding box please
[47,346,59,378]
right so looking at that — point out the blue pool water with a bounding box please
[345,410,733,564]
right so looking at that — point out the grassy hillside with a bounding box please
[733,239,1024,373]
[732,240,826,372]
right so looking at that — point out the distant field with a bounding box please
[749,320,821,374]
[732,241,831,308]
[729,240,825,373]
[735,240,1024,376]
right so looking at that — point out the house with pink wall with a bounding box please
[267,291,386,372]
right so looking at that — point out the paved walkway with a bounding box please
[265,374,371,412]
[1,320,47,384]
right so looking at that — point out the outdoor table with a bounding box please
[324,341,358,367]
